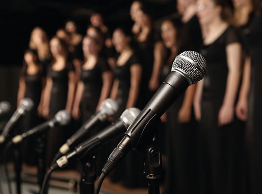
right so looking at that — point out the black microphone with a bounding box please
[0,101,11,116]
[11,110,71,144]
[0,98,34,144]
[58,98,119,155]
[101,51,207,176]
[54,107,141,169]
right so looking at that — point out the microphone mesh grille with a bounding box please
[100,98,119,116]
[55,110,71,126]
[0,101,11,113]
[172,51,207,85]
[20,98,34,111]
[120,108,141,128]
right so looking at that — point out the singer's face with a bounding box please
[112,29,130,52]
[196,0,218,25]
[24,52,34,64]
[161,20,177,48]
[65,21,76,34]
[50,38,64,57]
[130,1,142,21]
[32,28,44,45]
[82,37,97,55]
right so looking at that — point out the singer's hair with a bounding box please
[213,0,233,24]
[21,48,41,77]
[253,0,262,15]
[49,36,69,60]
[29,27,50,61]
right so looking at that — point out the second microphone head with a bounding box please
[20,98,34,111]
[120,108,141,128]
[100,98,119,117]
[55,110,71,126]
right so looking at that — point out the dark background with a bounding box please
[0,0,177,65]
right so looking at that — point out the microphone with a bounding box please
[0,101,11,116]
[54,107,141,169]
[0,98,34,144]
[11,110,71,144]
[58,98,119,155]
[101,51,207,176]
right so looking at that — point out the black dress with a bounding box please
[243,11,262,194]
[80,58,111,127]
[109,52,146,188]
[19,66,43,165]
[199,26,245,194]
[46,62,75,166]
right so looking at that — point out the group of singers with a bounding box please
[14,0,262,193]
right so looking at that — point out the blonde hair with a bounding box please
[29,27,50,61]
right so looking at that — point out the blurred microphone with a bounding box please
[101,51,207,176]
[0,101,11,116]
[53,107,141,169]
[0,98,34,144]
[11,110,71,144]
[59,98,119,155]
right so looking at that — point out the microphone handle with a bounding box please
[2,110,22,136]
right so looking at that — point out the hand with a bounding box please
[42,107,49,119]
[177,106,192,123]
[72,107,80,120]
[161,112,167,123]
[149,77,159,91]
[235,98,248,121]
[194,101,201,122]
[37,104,43,117]
[218,105,234,126]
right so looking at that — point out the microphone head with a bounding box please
[100,98,119,116]
[20,98,34,111]
[172,51,207,85]
[55,110,71,126]
[0,101,11,115]
[120,108,141,128]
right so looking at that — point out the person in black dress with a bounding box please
[233,1,262,193]
[17,48,45,165]
[42,36,75,166]
[194,0,244,193]
[109,26,144,188]
[72,35,112,126]
[130,3,165,108]
[29,27,51,75]
[160,18,198,194]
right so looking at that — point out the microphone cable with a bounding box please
[94,172,106,194]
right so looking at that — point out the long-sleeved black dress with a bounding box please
[198,25,245,194]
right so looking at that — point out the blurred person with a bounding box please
[194,0,244,193]
[132,5,165,108]
[177,0,203,51]
[160,18,198,194]
[29,27,51,73]
[72,35,112,125]
[109,26,145,188]
[233,0,262,193]
[90,12,116,70]
[65,19,83,84]
[42,36,75,166]
[17,48,45,165]
[130,0,143,34]
[56,28,70,46]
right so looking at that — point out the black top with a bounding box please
[185,15,203,52]
[200,25,242,102]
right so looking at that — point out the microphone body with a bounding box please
[0,98,34,143]
[59,98,118,155]
[55,108,141,169]
[11,110,71,144]
[102,51,207,175]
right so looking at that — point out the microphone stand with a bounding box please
[13,144,22,194]
[79,154,97,194]
[35,133,47,193]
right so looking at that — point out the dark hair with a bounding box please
[213,0,233,24]
[253,0,262,15]
[21,48,40,77]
